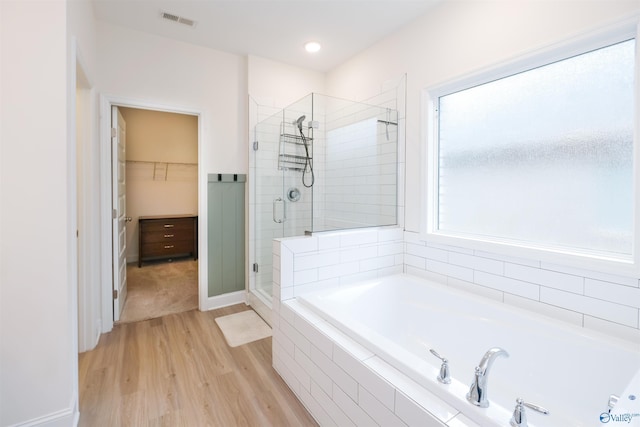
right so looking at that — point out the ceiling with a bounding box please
[92,0,442,72]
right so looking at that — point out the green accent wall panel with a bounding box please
[207,174,246,297]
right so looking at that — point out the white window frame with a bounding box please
[422,19,640,276]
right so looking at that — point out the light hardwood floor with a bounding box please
[79,304,318,426]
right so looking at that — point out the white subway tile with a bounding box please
[286,235,319,253]
[359,386,408,427]
[340,270,379,285]
[272,326,295,359]
[406,243,449,263]
[447,278,503,303]
[273,352,300,396]
[446,413,481,427]
[318,261,360,280]
[448,252,504,275]
[279,301,297,325]
[280,247,294,288]
[272,240,281,256]
[583,315,640,344]
[395,392,448,427]
[379,242,405,256]
[294,314,334,357]
[317,233,341,250]
[405,254,427,270]
[404,231,425,244]
[294,268,319,286]
[316,323,373,361]
[365,357,457,423]
[474,271,540,300]
[426,260,473,282]
[293,278,340,297]
[474,250,541,268]
[333,346,395,410]
[295,346,332,395]
[340,229,379,247]
[541,287,639,327]
[585,279,640,309]
[311,381,356,427]
[505,263,584,294]
[378,227,404,242]
[298,386,338,427]
[361,255,396,272]
[287,300,324,325]
[426,241,473,255]
[281,286,294,300]
[333,385,378,427]
[503,293,583,327]
[341,245,378,263]
[296,251,340,271]
[278,316,310,355]
[406,267,447,284]
[310,346,359,401]
[541,262,639,288]
[276,338,310,391]
[379,265,404,277]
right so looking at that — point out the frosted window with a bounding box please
[437,39,635,256]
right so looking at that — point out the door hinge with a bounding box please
[111,127,116,138]
[113,289,118,300]
[112,209,117,219]
[253,140,259,151]
[253,263,259,272]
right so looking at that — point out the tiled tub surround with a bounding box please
[296,274,640,427]
[404,231,640,342]
[272,227,640,427]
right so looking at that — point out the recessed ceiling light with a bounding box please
[304,41,321,53]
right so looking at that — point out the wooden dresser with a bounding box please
[138,215,198,267]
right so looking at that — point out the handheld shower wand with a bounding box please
[293,115,314,188]
[294,115,306,132]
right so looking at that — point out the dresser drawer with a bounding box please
[140,241,196,258]
[140,229,193,244]
[138,215,198,267]
[139,218,195,233]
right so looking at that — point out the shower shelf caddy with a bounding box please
[278,125,312,172]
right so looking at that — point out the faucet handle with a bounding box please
[429,349,451,384]
[510,398,549,427]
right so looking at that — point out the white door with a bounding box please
[112,106,128,321]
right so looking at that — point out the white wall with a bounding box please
[1,0,79,425]
[69,0,102,355]
[326,0,640,340]
[98,21,249,312]
[327,0,640,231]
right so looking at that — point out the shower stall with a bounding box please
[249,92,400,313]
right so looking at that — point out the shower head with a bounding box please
[294,115,306,132]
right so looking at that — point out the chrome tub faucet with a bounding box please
[466,347,509,408]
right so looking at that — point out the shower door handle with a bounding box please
[273,197,286,223]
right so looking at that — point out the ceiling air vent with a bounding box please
[160,11,197,28]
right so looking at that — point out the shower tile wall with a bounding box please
[316,101,398,231]
[404,231,640,343]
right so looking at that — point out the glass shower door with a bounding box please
[253,107,312,305]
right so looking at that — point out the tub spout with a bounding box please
[466,347,509,408]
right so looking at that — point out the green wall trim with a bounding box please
[207,174,245,297]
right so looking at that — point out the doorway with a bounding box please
[116,106,199,323]
[100,95,206,333]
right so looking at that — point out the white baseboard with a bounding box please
[10,400,78,427]
[201,290,246,311]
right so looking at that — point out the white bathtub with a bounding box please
[296,274,640,427]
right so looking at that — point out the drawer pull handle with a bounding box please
[164,245,174,249]
[164,234,174,238]
[164,224,174,228]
